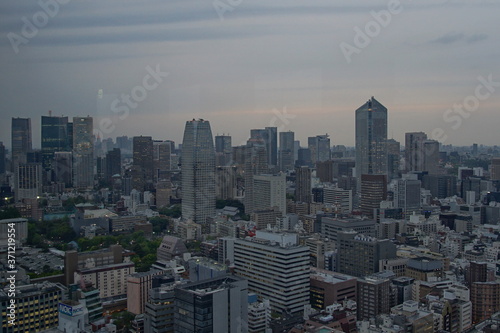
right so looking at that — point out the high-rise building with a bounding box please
[251,127,277,167]
[405,132,440,174]
[360,174,387,218]
[316,160,334,183]
[72,116,94,188]
[105,148,121,182]
[357,274,393,320]
[0,281,66,332]
[310,268,357,310]
[132,136,154,191]
[394,174,421,218]
[491,158,500,181]
[15,162,42,201]
[144,280,176,333]
[174,275,248,333]
[54,151,73,187]
[215,134,232,166]
[323,186,353,213]
[387,138,400,180]
[337,231,396,277]
[243,139,268,214]
[295,166,312,203]
[253,173,286,215]
[355,97,388,178]
[308,134,331,164]
[181,119,216,225]
[279,131,295,172]
[405,132,427,172]
[233,230,309,314]
[127,270,165,315]
[422,174,456,199]
[11,117,32,165]
[216,166,236,200]
[153,140,171,182]
[471,282,500,323]
[41,115,70,171]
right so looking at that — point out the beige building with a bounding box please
[75,262,135,300]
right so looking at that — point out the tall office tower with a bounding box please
[181,119,216,225]
[308,134,331,164]
[387,138,400,180]
[153,140,171,182]
[279,131,295,172]
[234,230,310,314]
[132,136,153,191]
[337,230,396,277]
[323,186,353,213]
[316,160,334,183]
[294,140,300,161]
[491,158,500,180]
[357,275,393,320]
[243,138,268,214]
[394,174,421,218]
[216,166,236,200]
[174,275,248,333]
[422,140,440,174]
[296,148,312,167]
[15,162,42,200]
[295,166,312,203]
[105,148,121,182]
[54,151,73,187]
[215,134,232,166]
[253,173,286,215]
[11,117,32,165]
[355,97,388,178]
[360,174,387,218]
[405,132,427,172]
[0,142,5,175]
[72,116,94,188]
[41,114,70,171]
[251,127,277,167]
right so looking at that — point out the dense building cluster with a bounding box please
[2,98,500,332]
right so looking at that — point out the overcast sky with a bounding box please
[1,0,499,149]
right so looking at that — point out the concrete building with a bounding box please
[233,230,310,314]
[153,140,171,183]
[320,217,375,243]
[471,282,500,323]
[127,270,165,315]
[144,280,177,333]
[357,274,393,321]
[64,244,124,285]
[253,173,287,215]
[393,175,421,219]
[337,231,397,278]
[188,257,228,282]
[174,275,248,333]
[279,131,295,172]
[310,268,357,310]
[308,134,331,164]
[0,218,28,252]
[15,162,42,201]
[390,300,434,333]
[0,281,66,332]
[360,174,387,218]
[75,262,135,301]
[157,236,188,262]
[323,186,353,213]
[248,294,270,333]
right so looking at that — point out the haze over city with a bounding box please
[1,0,500,147]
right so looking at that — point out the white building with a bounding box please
[233,230,310,314]
[253,173,287,215]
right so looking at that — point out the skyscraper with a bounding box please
[387,138,400,181]
[215,134,232,166]
[132,136,154,191]
[355,97,388,178]
[41,115,70,171]
[295,166,312,203]
[253,173,286,215]
[405,132,427,172]
[0,142,5,176]
[72,116,94,188]
[181,119,216,225]
[153,140,171,182]
[243,138,268,214]
[105,148,121,182]
[251,127,277,167]
[308,134,331,164]
[279,131,295,172]
[11,117,32,165]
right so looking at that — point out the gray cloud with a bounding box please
[431,32,488,45]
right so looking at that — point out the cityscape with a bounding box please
[1,1,500,333]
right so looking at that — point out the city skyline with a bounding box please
[1,1,500,148]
